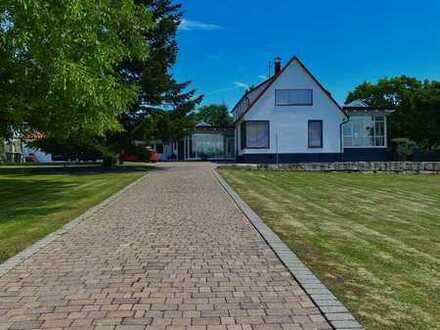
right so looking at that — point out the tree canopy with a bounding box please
[0,0,152,139]
[346,76,440,150]
[195,104,233,127]
[106,0,202,157]
[15,0,203,165]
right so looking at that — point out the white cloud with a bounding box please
[204,86,238,96]
[205,81,249,96]
[233,81,249,89]
[179,19,223,31]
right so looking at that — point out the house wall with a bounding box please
[237,61,346,159]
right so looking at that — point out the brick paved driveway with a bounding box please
[0,163,330,330]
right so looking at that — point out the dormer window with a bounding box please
[275,89,313,106]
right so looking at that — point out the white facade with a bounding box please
[234,57,347,157]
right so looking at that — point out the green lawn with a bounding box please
[0,164,149,263]
[219,168,440,330]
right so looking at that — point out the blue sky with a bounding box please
[173,0,440,109]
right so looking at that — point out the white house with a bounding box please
[232,56,392,163]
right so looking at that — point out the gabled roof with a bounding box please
[231,76,274,113]
[233,56,347,123]
[345,100,369,108]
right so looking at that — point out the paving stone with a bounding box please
[331,320,363,328]
[115,326,145,330]
[9,320,44,329]
[325,312,355,321]
[0,163,341,330]
[41,319,72,328]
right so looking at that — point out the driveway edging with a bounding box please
[0,172,150,278]
[212,169,364,330]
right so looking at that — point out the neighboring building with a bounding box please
[1,132,52,163]
[152,122,235,161]
[232,56,393,163]
[2,137,24,163]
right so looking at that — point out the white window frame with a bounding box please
[243,121,270,149]
[343,115,387,148]
[308,120,323,148]
[275,89,313,106]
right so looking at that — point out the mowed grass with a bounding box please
[0,164,149,263]
[219,168,440,330]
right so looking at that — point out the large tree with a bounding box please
[0,0,151,139]
[195,104,233,127]
[107,0,202,159]
[346,76,440,150]
[124,0,202,139]
[405,81,440,149]
[30,0,202,165]
[99,0,202,164]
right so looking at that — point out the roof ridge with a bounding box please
[233,55,347,123]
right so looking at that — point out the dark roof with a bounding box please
[343,106,394,112]
[231,77,274,113]
[343,101,394,113]
[233,56,347,124]
[246,76,275,96]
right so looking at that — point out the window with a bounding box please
[191,133,227,159]
[343,116,385,147]
[241,121,269,149]
[308,120,323,148]
[275,89,313,106]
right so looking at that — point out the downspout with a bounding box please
[340,115,350,162]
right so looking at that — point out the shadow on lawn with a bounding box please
[0,163,163,262]
[0,163,159,224]
[0,176,98,225]
[0,163,157,177]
